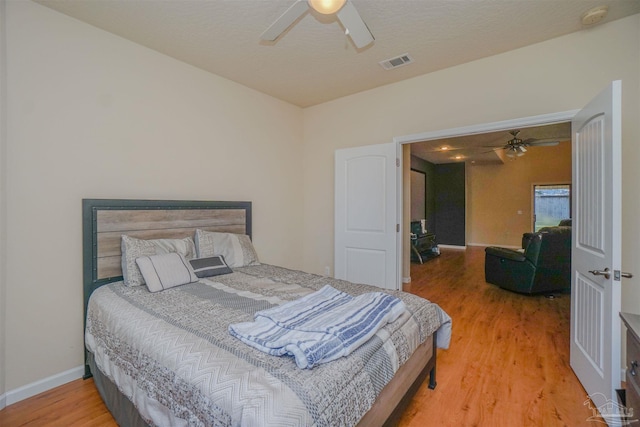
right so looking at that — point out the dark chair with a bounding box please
[484,226,571,294]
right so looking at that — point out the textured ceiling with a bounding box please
[35,0,640,108]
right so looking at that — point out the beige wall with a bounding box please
[3,0,303,392]
[468,142,572,247]
[0,0,6,401]
[302,15,639,309]
[1,0,639,403]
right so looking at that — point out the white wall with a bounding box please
[0,0,7,404]
[3,0,303,394]
[302,15,640,314]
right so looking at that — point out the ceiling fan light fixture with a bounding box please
[262,0,373,49]
[308,0,346,14]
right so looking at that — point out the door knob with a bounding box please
[589,268,610,279]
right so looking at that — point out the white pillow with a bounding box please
[136,252,199,293]
[194,230,259,268]
[121,235,196,287]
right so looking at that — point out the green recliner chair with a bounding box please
[484,226,571,294]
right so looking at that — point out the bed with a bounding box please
[82,199,451,426]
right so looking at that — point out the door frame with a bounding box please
[393,110,579,285]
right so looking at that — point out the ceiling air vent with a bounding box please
[379,53,413,70]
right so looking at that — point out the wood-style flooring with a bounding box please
[400,246,595,426]
[0,247,596,426]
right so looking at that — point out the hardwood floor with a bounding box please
[0,247,596,426]
[400,246,595,426]
[0,376,115,426]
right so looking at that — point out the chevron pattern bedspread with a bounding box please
[85,264,449,427]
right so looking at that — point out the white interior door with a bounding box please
[335,142,398,290]
[570,80,622,412]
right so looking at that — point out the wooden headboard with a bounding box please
[82,199,251,376]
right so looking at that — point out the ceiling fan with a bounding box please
[261,0,375,49]
[489,130,560,158]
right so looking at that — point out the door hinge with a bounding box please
[396,224,400,232]
[396,158,400,167]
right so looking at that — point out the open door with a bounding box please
[335,142,398,290]
[570,80,624,418]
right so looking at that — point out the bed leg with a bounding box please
[428,332,437,389]
[428,366,437,389]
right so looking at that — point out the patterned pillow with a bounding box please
[194,230,260,268]
[189,255,233,278]
[121,235,196,287]
[136,252,199,293]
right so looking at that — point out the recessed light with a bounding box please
[440,146,450,151]
[581,5,608,26]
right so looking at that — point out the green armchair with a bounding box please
[484,226,571,294]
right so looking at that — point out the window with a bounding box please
[533,184,571,231]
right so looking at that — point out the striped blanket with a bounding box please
[229,285,407,369]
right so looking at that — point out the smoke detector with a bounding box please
[379,54,413,70]
[581,5,608,26]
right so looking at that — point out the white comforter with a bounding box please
[86,264,451,426]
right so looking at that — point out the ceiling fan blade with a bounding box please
[529,141,560,147]
[336,1,374,48]
[522,138,560,147]
[261,0,309,42]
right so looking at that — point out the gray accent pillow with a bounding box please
[189,255,233,278]
[136,252,199,293]
[194,230,260,268]
[121,235,196,287]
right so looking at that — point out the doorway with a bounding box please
[396,82,623,406]
[410,169,426,222]
[396,111,579,282]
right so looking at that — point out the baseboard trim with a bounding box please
[438,244,466,250]
[0,392,6,410]
[5,365,84,406]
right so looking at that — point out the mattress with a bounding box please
[85,264,450,426]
